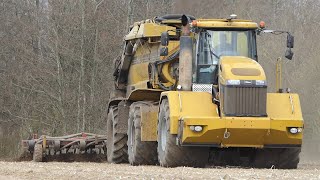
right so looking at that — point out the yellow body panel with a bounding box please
[141,23,176,37]
[127,40,179,91]
[219,56,266,83]
[140,104,158,141]
[161,91,219,134]
[127,63,149,86]
[125,22,176,40]
[161,91,303,148]
[267,93,303,121]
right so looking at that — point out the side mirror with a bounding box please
[160,47,168,56]
[287,34,294,48]
[285,48,294,60]
[161,32,169,46]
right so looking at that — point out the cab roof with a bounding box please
[124,15,258,40]
[193,19,258,29]
[161,19,258,29]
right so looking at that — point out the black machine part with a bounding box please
[155,14,196,23]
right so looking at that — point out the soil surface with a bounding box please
[0,161,319,180]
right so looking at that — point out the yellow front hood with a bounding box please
[219,56,266,84]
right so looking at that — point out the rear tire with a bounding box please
[157,99,209,167]
[33,143,43,162]
[107,106,128,163]
[127,102,158,165]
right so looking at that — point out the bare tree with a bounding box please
[0,0,174,158]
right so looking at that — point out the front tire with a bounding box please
[253,147,301,169]
[157,99,209,167]
[127,102,158,165]
[277,148,301,169]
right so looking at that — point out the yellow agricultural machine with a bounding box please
[108,14,303,168]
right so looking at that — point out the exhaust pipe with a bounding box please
[179,15,193,91]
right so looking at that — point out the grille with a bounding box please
[223,86,267,117]
[192,84,213,94]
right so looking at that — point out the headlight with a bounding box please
[194,126,203,132]
[256,80,266,86]
[226,80,240,85]
[289,127,303,134]
[289,128,298,134]
[189,125,203,132]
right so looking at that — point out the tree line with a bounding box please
[0,0,173,158]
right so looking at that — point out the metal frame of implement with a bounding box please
[22,132,107,162]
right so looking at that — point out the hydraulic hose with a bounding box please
[155,49,180,90]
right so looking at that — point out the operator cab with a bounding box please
[193,29,257,84]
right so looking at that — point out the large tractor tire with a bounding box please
[210,148,258,167]
[157,99,209,167]
[253,148,301,169]
[107,106,128,163]
[277,148,301,169]
[127,102,158,165]
[209,148,242,167]
[33,143,43,162]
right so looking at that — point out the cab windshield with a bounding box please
[193,30,257,84]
